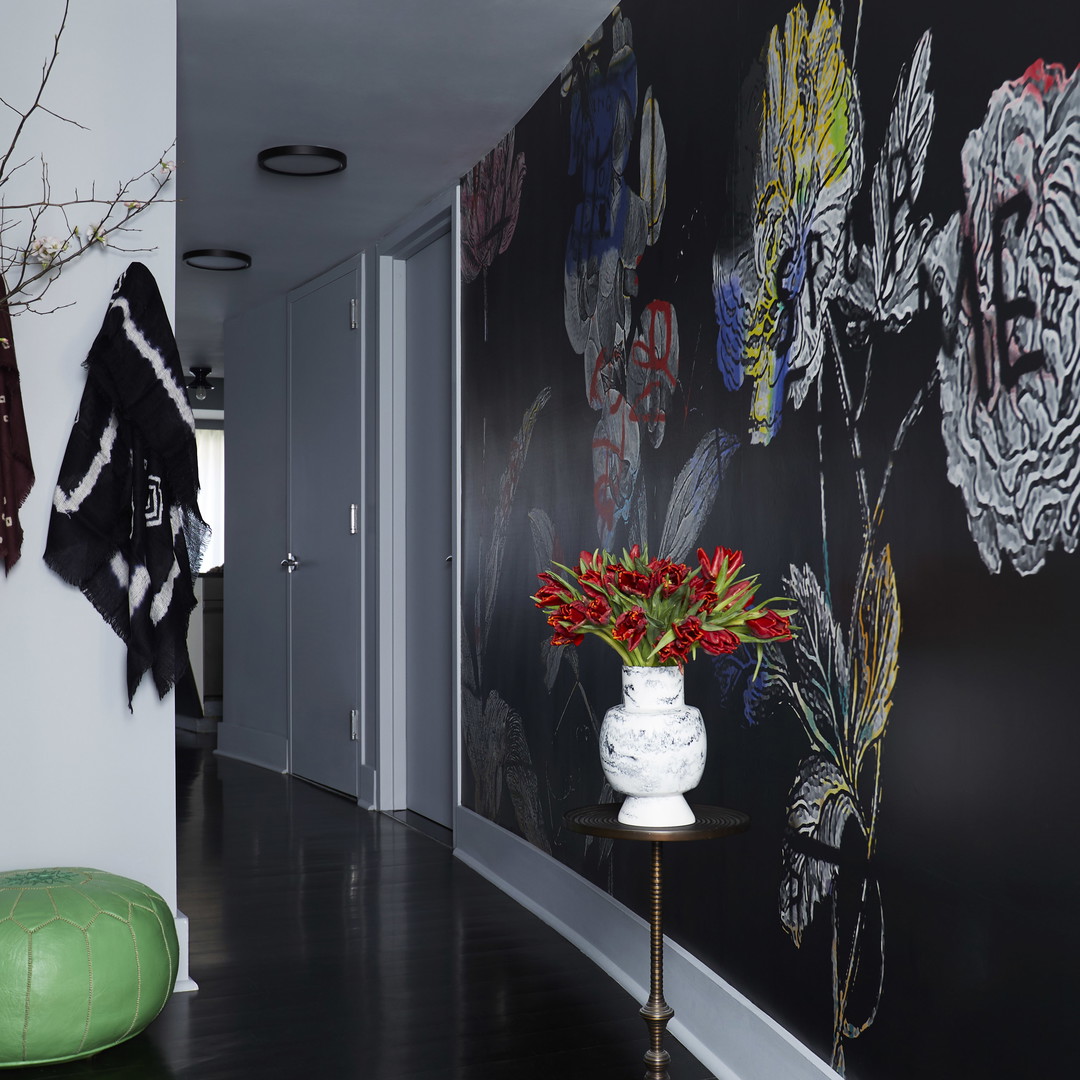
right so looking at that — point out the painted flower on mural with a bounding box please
[461,127,527,338]
[654,428,740,566]
[865,31,936,331]
[474,388,551,675]
[463,389,553,853]
[561,12,672,417]
[938,60,1080,575]
[639,86,668,247]
[562,11,644,375]
[561,11,679,547]
[731,1,863,444]
[714,249,751,393]
[461,128,526,283]
[626,300,679,448]
[591,389,641,547]
[533,544,794,669]
[776,548,898,1072]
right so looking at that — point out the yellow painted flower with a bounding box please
[745,1,862,443]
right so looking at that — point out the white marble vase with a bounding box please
[599,665,705,827]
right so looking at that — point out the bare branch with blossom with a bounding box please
[0,0,175,311]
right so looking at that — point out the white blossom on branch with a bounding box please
[0,0,174,311]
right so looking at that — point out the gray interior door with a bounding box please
[288,268,361,797]
[405,231,453,827]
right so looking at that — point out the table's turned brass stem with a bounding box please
[640,840,673,1080]
[562,805,750,1080]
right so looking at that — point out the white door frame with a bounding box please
[374,188,461,815]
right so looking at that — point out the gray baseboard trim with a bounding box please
[172,910,198,993]
[358,763,377,808]
[215,722,288,773]
[453,807,839,1080]
[175,713,219,735]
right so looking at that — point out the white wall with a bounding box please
[1,2,179,910]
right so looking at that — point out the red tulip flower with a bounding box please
[651,559,688,596]
[697,545,743,580]
[674,616,704,647]
[533,543,794,668]
[747,610,792,639]
[613,606,648,651]
[559,601,590,628]
[586,594,612,624]
[701,628,741,655]
[617,568,652,597]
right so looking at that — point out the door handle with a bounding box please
[281,553,300,573]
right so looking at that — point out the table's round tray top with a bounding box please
[563,804,750,842]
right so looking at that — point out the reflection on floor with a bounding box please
[20,746,716,1080]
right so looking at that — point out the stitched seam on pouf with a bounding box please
[71,887,104,917]
[22,928,32,1062]
[79,927,93,1052]
[122,918,142,1038]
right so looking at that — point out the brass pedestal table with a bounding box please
[564,804,750,1080]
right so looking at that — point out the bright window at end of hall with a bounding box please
[195,426,224,571]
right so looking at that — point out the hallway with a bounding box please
[22,747,714,1079]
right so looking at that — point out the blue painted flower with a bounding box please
[714,252,749,392]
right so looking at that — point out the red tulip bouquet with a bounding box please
[532,545,794,670]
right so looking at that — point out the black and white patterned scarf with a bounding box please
[44,262,209,706]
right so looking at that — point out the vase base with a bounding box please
[617,794,695,828]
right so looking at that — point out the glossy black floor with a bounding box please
[21,744,716,1079]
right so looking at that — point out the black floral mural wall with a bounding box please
[459,2,1080,1076]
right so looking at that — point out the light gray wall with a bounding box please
[1,2,178,907]
[219,297,289,771]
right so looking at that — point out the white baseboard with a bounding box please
[172,909,198,992]
[453,807,839,1080]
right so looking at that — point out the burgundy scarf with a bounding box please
[0,291,34,573]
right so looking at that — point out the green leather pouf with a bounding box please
[0,868,178,1068]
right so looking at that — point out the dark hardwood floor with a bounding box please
[21,746,716,1079]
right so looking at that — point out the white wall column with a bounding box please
[1,0,182,970]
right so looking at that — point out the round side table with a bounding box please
[564,804,750,1080]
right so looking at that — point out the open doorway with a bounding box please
[177,378,225,741]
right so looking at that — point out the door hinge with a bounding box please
[350,709,360,742]
[349,298,358,330]
[349,503,359,535]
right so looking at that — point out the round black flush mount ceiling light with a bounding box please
[257,144,347,176]
[183,249,252,271]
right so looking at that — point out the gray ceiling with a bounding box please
[175,0,616,374]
